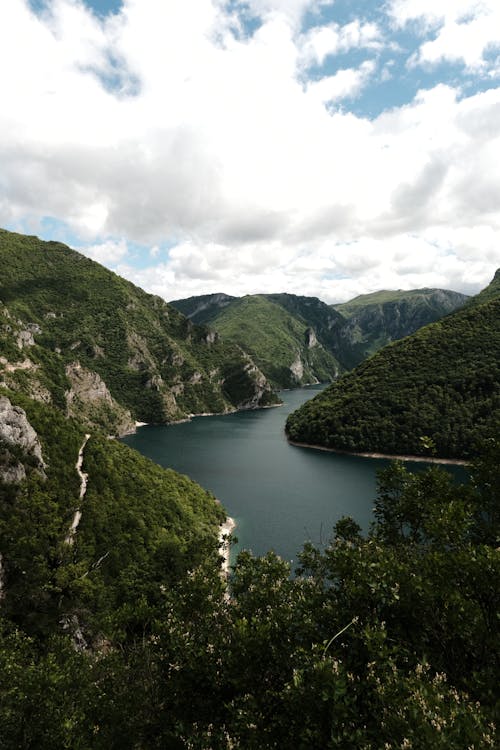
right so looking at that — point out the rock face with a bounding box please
[66,362,113,405]
[0,396,46,482]
[305,327,318,348]
[65,362,135,435]
[290,354,304,383]
[234,360,274,410]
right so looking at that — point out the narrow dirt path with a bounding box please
[65,434,91,545]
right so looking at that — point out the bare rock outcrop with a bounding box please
[289,354,304,383]
[305,327,318,348]
[0,396,46,483]
[65,362,135,435]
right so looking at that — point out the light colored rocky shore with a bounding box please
[287,439,469,466]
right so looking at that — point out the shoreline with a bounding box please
[128,401,284,431]
[219,516,236,576]
[287,439,469,466]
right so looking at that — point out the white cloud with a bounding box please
[0,1,499,304]
[299,20,382,67]
[113,223,500,305]
[80,238,129,264]
[307,60,376,103]
[389,0,500,72]
[239,0,333,28]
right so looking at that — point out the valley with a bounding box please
[171,287,469,387]
[0,229,498,748]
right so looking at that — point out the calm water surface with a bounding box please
[122,387,460,566]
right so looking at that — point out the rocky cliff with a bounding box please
[0,229,279,431]
[0,395,46,482]
[171,288,468,387]
[172,294,341,389]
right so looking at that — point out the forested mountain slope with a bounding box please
[286,271,500,459]
[177,293,342,388]
[0,228,233,651]
[172,288,468,386]
[0,234,232,745]
[172,292,344,387]
[0,230,278,427]
[170,291,237,326]
[333,287,469,368]
[0,230,498,746]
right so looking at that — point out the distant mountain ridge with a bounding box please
[171,287,469,387]
[333,287,470,369]
[171,292,237,326]
[286,271,500,460]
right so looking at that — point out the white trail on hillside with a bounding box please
[65,434,91,545]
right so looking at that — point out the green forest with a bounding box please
[286,273,500,460]
[0,230,278,426]
[1,230,499,747]
[171,288,468,383]
[1,451,498,748]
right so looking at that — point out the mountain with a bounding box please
[170,292,237,326]
[0,230,497,747]
[0,226,279,633]
[173,293,342,388]
[171,288,468,387]
[332,288,469,369]
[0,230,278,431]
[0,230,230,663]
[286,272,500,460]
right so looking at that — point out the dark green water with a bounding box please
[122,387,462,565]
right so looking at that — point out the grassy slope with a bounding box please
[204,294,340,387]
[286,273,500,459]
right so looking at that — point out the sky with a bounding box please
[2,1,500,303]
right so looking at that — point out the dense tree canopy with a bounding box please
[286,274,500,459]
[1,450,498,748]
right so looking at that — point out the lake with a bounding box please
[122,386,464,566]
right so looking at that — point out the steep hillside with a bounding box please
[0,393,225,640]
[170,292,236,326]
[172,288,468,386]
[0,230,278,427]
[333,288,469,368]
[0,230,231,670]
[186,294,341,388]
[0,231,497,747]
[263,292,346,355]
[286,272,500,460]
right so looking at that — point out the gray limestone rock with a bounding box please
[0,396,46,482]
